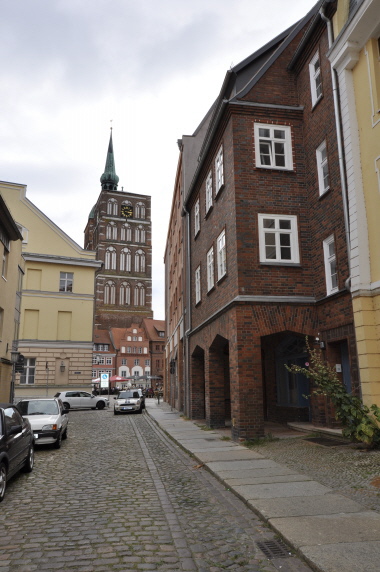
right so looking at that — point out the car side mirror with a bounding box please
[9,424,22,436]
[62,409,69,414]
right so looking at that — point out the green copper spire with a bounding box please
[100,130,119,191]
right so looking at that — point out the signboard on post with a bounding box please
[100,373,109,388]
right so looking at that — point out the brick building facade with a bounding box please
[84,132,153,330]
[166,0,359,440]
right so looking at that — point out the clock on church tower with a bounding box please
[121,205,133,218]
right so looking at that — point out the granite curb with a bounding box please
[146,399,380,572]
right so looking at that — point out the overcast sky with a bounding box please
[1,0,318,320]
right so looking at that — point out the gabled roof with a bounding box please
[0,194,23,241]
[109,326,149,350]
[183,1,322,206]
[93,329,112,345]
[143,318,166,341]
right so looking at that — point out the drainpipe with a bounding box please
[320,4,351,287]
[182,203,192,418]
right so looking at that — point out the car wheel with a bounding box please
[63,402,70,410]
[96,401,105,410]
[0,463,7,502]
[54,432,62,449]
[137,407,143,414]
[114,409,119,415]
[23,444,34,473]
[62,427,68,440]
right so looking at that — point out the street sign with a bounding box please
[100,373,109,388]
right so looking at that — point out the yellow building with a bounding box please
[0,194,24,401]
[329,0,380,406]
[0,181,101,398]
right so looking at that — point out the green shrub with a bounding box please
[286,337,380,448]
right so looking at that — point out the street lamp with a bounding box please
[10,350,20,404]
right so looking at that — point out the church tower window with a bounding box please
[105,247,117,270]
[104,281,116,304]
[120,248,132,272]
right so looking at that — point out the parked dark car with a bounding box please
[0,403,34,501]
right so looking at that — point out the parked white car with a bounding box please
[54,391,109,410]
[18,398,69,449]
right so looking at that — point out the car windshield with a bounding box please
[18,400,59,416]
[118,391,139,399]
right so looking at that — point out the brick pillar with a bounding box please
[230,318,265,440]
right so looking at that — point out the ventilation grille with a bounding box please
[257,539,292,559]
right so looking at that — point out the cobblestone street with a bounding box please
[0,408,311,572]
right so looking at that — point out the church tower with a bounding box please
[85,131,153,329]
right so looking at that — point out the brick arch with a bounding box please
[190,345,205,419]
[207,334,231,428]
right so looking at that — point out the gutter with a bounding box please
[319,3,351,286]
[182,202,192,417]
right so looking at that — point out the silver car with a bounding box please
[54,391,109,410]
[114,390,143,414]
[18,398,68,449]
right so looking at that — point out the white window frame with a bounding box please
[309,50,322,107]
[258,214,300,264]
[195,265,201,304]
[254,123,293,170]
[215,145,224,194]
[323,235,338,295]
[19,358,36,385]
[205,171,213,213]
[194,199,200,236]
[59,272,73,292]
[316,140,330,195]
[217,230,227,280]
[207,247,214,291]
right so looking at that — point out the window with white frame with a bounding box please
[316,141,330,195]
[254,124,293,170]
[258,214,300,263]
[205,171,213,213]
[194,199,200,236]
[195,265,201,304]
[19,358,36,384]
[207,246,214,291]
[215,145,224,194]
[217,230,227,280]
[309,50,322,106]
[106,357,112,365]
[323,235,338,295]
[59,272,73,292]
